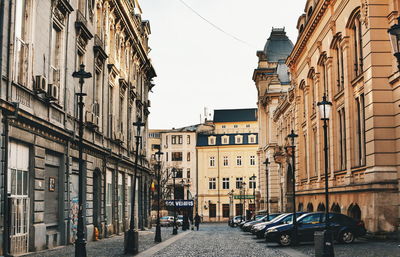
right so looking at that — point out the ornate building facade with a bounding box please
[0,0,156,255]
[253,28,293,213]
[259,0,400,235]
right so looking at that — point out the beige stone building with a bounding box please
[258,0,400,234]
[253,28,294,213]
[197,109,259,222]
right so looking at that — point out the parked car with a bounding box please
[176,215,183,226]
[229,215,244,227]
[241,213,282,232]
[251,212,306,238]
[265,212,366,246]
[160,216,174,227]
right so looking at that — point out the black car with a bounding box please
[241,213,281,232]
[265,212,366,246]
[251,212,306,238]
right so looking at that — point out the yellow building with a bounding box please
[197,109,259,222]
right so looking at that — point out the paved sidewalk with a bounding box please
[24,227,179,257]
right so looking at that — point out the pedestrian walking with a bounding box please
[194,213,201,231]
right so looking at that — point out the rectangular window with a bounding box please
[313,128,318,177]
[172,152,182,161]
[236,203,243,216]
[234,125,238,128]
[106,170,113,225]
[355,94,366,166]
[172,135,177,144]
[352,16,363,78]
[187,168,190,179]
[304,134,308,177]
[250,156,256,166]
[187,135,191,144]
[209,178,216,190]
[187,152,190,162]
[223,156,228,166]
[236,177,243,189]
[222,125,226,129]
[118,173,124,221]
[222,204,230,218]
[222,178,229,189]
[209,156,215,167]
[249,177,256,189]
[236,156,242,166]
[178,135,183,144]
[175,169,183,178]
[338,108,347,170]
[166,152,168,162]
[14,0,30,86]
[209,204,216,218]
[246,124,251,128]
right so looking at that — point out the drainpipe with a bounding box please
[65,139,71,244]
[2,114,10,256]
[63,8,70,126]
[217,146,220,221]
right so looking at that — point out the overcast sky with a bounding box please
[140,0,305,129]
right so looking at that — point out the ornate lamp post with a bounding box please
[154,149,163,242]
[72,64,92,257]
[240,181,246,221]
[287,129,298,245]
[250,174,256,220]
[172,168,178,235]
[315,95,334,257]
[228,189,234,225]
[388,16,400,70]
[125,117,145,254]
[263,158,271,221]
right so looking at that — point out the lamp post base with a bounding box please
[173,225,178,235]
[314,230,335,257]
[124,229,139,254]
[74,238,87,257]
[155,224,162,242]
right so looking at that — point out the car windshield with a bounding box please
[269,214,286,222]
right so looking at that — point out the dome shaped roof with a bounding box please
[263,28,294,62]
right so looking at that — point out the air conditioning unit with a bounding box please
[47,83,59,100]
[34,75,47,93]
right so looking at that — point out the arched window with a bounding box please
[298,203,304,212]
[317,203,326,211]
[307,68,316,112]
[347,8,363,78]
[331,33,344,92]
[348,204,362,221]
[331,203,341,213]
[307,7,313,19]
[307,203,314,212]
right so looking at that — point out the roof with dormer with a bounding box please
[263,28,294,63]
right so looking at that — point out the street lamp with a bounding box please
[263,158,271,221]
[240,181,246,221]
[315,95,334,257]
[172,168,178,235]
[125,117,145,254]
[228,189,234,225]
[388,16,400,70]
[250,174,256,220]
[154,149,164,242]
[287,129,298,245]
[72,64,92,257]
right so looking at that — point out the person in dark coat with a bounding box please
[194,213,201,231]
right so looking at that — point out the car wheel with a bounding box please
[340,230,355,244]
[278,233,292,246]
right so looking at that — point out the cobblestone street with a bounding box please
[24,223,400,257]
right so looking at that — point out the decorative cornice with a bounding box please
[287,0,332,68]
